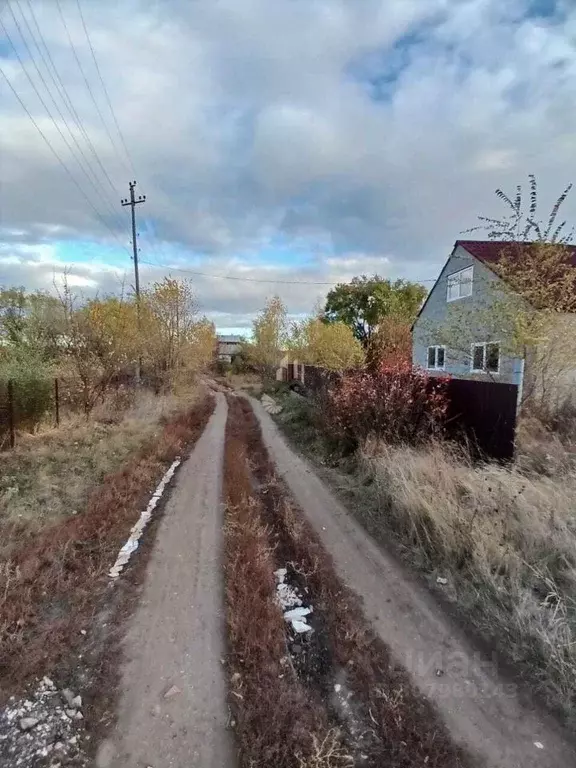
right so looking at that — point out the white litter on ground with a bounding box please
[109,458,181,580]
[283,607,312,621]
[274,568,302,609]
[274,567,313,634]
[261,394,283,415]
[291,619,312,634]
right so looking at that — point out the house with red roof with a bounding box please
[412,240,576,407]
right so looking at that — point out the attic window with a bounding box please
[447,266,473,301]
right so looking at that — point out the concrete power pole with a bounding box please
[121,180,146,381]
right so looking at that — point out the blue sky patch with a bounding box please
[526,0,563,20]
[346,14,446,103]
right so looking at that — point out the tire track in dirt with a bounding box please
[98,393,235,768]
[224,395,473,767]
[250,396,576,768]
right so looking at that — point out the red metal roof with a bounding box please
[456,239,576,267]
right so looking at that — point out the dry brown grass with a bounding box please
[224,396,471,767]
[0,385,202,545]
[516,415,576,475]
[358,431,576,724]
[224,397,346,768]
[0,394,215,700]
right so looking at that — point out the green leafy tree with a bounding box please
[0,287,27,346]
[0,288,63,430]
[0,350,53,432]
[323,276,426,347]
[0,288,64,361]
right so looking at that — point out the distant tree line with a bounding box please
[0,276,216,426]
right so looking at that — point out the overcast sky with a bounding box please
[1,0,576,331]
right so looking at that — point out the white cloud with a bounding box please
[1,0,576,327]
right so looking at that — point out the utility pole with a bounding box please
[121,181,146,382]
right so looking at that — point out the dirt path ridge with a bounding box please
[98,392,235,768]
[251,396,576,768]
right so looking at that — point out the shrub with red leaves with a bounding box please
[322,361,449,450]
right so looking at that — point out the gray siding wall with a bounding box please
[412,245,524,387]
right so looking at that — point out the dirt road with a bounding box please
[251,397,576,768]
[98,393,235,768]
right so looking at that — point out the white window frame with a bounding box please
[447,266,473,302]
[426,345,446,371]
[470,341,500,374]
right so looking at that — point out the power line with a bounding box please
[73,0,184,264]
[138,258,440,285]
[74,0,180,275]
[70,0,192,269]
[75,0,138,180]
[138,260,343,284]
[18,0,122,199]
[0,65,130,254]
[54,0,128,178]
[0,8,129,243]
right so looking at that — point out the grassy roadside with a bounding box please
[272,392,576,729]
[223,395,471,767]
[0,389,215,702]
[0,387,201,556]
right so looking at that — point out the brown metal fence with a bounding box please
[301,365,518,462]
[442,378,518,462]
[302,365,341,392]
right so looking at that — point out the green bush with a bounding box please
[0,355,54,432]
[230,354,250,374]
[214,359,232,376]
[262,380,292,397]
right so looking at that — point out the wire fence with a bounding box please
[0,377,116,451]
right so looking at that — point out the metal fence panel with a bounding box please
[443,378,518,462]
[302,365,518,463]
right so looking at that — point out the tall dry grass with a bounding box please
[0,395,215,699]
[359,430,576,722]
[0,384,203,544]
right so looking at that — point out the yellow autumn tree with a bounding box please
[84,297,140,375]
[142,277,198,374]
[53,282,141,410]
[290,317,364,370]
[243,296,289,379]
[187,317,217,371]
[140,278,218,385]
